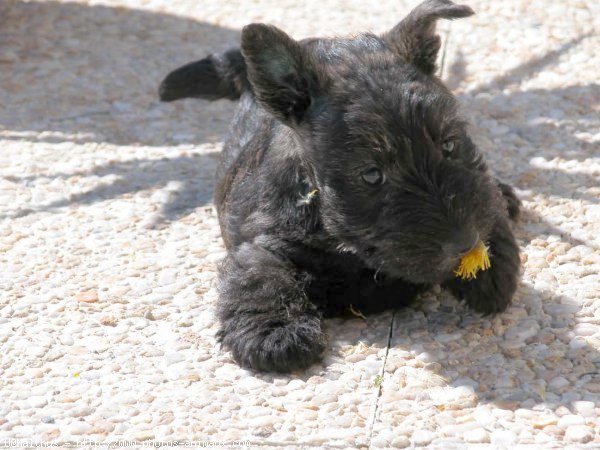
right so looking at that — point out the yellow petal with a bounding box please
[455,240,491,280]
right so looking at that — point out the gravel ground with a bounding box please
[1,0,599,448]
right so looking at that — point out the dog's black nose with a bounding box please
[443,230,479,257]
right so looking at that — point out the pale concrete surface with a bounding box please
[1,0,599,448]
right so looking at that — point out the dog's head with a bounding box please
[242,0,506,284]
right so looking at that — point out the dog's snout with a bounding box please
[443,229,479,258]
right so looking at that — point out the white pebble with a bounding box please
[69,422,94,435]
[572,401,596,417]
[548,376,570,390]
[558,414,586,428]
[490,430,516,446]
[434,332,462,343]
[504,320,539,341]
[287,379,305,391]
[412,430,435,446]
[60,334,74,346]
[165,352,186,365]
[464,427,490,443]
[564,425,593,443]
[573,323,597,337]
[28,396,48,408]
[569,337,587,350]
[371,428,394,447]
[237,377,265,391]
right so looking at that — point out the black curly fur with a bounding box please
[160,0,521,372]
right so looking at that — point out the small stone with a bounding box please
[345,353,366,363]
[573,323,597,336]
[464,428,490,443]
[60,334,74,346]
[569,337,587,350]
[493,400,519,411]
[534,432,553,444]
[118,394,138,405]
[26,368,44,379]
[100,316,118,327]
[68,407,93,418]
[28,396,48,408]
[434,332,462,343]
[165,352,186,365]
[75,291,98,303]
[504,320,539,341]
[176,317,193,327]
[491,124,510,135]
[69,422,94,435]
[134,430,155,441]
[549,376,569,391]
[495,375,516,389]
[237,377,264,391]
[56,394,81,403]
[91,418,115,433]
[371,428,394,447]
[40,427,60,440]
[490,430,516,446]
[287,379,305,390]
[431,385,477,409]
[41,416,55,424]
[27,347,48,358]
[557,414,585,428]
[564,425,593,443]
[391,436,410,448]
[412,429,435,446]
[572,401,596,417]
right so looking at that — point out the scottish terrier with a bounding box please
[159,0,521,372]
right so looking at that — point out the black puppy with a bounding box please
[159,0,521,373]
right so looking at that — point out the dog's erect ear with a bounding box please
[385,0,474,74]
[241,24,320,124]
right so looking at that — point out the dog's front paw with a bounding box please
[220,315,326,372]
[445,217,520,315]
[217,241,326,372]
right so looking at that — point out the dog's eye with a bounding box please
[361,167,385,185]
[442,140,456,157]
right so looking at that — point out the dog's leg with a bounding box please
[497,180,521,221]
[443,217,520,315]
[216,242,326,372]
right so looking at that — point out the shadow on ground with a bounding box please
[0,0,239,146]
[386,283,600,410]
[0,0,241,224]
[3,153,221,225]
[447,33,598,251]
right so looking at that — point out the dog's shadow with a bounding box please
[384,282,599,410]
